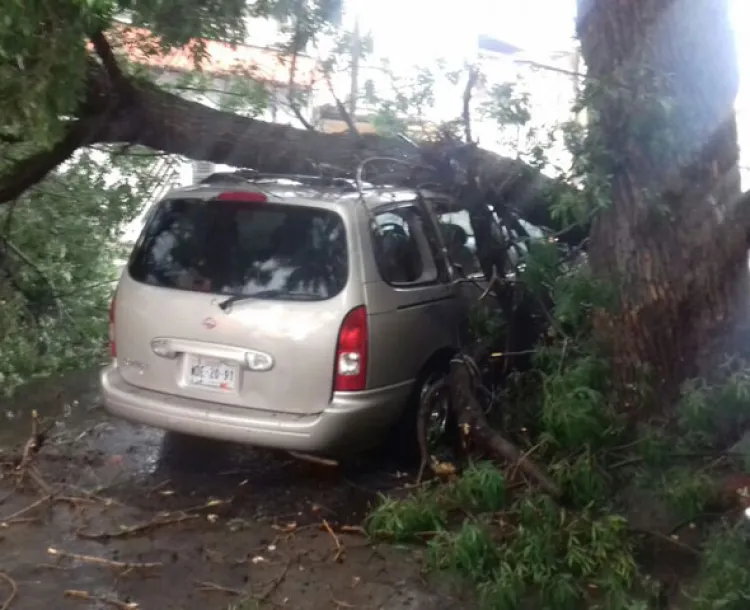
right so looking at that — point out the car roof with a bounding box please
[159,171,457,212]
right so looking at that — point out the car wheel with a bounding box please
[418,373,460,463]
[388,369,460,464]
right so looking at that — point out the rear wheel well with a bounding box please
[386,346,458,461]
[415,347,457,387]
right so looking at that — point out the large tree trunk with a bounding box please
[577,0,750,406]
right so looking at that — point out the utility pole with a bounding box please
[349,14,361,117]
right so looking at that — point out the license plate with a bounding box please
[188,357,238,390]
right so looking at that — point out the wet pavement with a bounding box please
[0,369,472,610]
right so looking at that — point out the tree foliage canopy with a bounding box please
[1,0,331,145]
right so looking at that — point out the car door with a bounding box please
[424,201,488,316]
[364,202,463,388]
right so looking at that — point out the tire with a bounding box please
[387,368,460,465]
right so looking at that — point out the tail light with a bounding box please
[334,306,368,391]
[217,191,267,203]
[109,294,117,358]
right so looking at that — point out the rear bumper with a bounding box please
[100,364,412,454]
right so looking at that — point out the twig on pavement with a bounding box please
[194,581,246,596]
[75,514,199,540]
[63,589,138,610]
[48,548,162,571]
[321,519,345,562]
[256,558,293,602]
[0,493,53,523]
[0,572,17,610]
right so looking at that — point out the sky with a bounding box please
[356,0,748,69]
[354,0,750,174]
[354,0,575,62]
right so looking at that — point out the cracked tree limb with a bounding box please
[0,119,100,204]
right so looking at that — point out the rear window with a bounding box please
[128,198,348,301]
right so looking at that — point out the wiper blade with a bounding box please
[218,290,281,310]
[218,289,318,310]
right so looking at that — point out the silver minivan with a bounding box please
[100,172,496,456]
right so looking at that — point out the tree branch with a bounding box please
[324,72,360,138]
[462,66,480,143]
[286,18,315,131]
[90,31,126,85]
[0,119,99,204]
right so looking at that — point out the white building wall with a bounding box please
[473,45,580,174]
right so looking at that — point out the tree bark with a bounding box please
[577,0,750,406]
[99,80,564,225]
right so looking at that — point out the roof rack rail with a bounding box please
[199,170,360,192]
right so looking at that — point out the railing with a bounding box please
[143,155,182,205]
[199,170,362,192]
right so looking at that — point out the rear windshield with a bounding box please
[128,198,348,301]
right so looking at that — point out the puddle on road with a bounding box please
[0,368,103,445]
[68,419,410,527]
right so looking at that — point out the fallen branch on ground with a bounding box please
[178,498,230,514]
[288,451,339,467]
[64,589,138,610]
[48,548,162,571]
[75,513,199,540]
[194,581,246,596]
[628,528,700,556]
[0,517,37,527]
[0,493,53,523]
[55,495,103,508]
[65,484,124,507]
[416,380,442,484]
[321,519,345,562]
[448,353,561,498]
[329,587,356,609]
[196,558,293,604]
[271,522,301,534]
[0,490,121,527]
[17,410,41,474]
[256,559,293,602]
[12,410,53,495]
[0,572,17,610]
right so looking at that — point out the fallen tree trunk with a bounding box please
[448,350,560,497]
[0,43,577,240]
[415,341,560,497]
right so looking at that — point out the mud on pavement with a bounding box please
[0,370,472,610]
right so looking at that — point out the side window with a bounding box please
[372,206,439,286]
[437,210,483,276]
[504,219,545,267]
